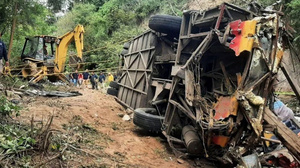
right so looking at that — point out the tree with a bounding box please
[0,0,56,65]
[54,0,191,70]
[287,0,300,46]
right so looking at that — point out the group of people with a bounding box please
[69,69,115,89]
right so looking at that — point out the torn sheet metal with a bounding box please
[260,148,299,168]
[213,96,238,120]
[273,47,284,73]
[229,20,257,56]
[211,135,230,147]
[238,153,262,168]
[185,69,195,106]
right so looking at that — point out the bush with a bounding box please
[0,95,21,117]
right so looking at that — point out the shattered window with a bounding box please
[35,37,44,60]
[247,49,269,85]
[23,37,39,58]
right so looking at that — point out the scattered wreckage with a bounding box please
[111,2,300,167]
[3,83,82,99]
[23,89,82,97]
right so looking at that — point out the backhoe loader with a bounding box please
[6,25,84,83]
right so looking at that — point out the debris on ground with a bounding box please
[23,89,82,97]
[125,108,134,115]
[122,114,131,121]
[117,113,125,117]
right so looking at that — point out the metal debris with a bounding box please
[24,89,82,97]
[116,2,300,167]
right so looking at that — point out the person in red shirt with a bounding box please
[78,73,83,87]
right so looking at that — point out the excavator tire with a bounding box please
[133,108,164,132]
[109,81,119,89]
[149,15,182,38]
[123,42,131,49]
[121,49,128,56]
[107,88,118,96]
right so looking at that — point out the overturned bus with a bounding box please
[110,2,300,167]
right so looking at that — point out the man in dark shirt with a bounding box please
[71,70,79,86]
[43,45,48,55]
[90,71,98,90]
[99,72,106,88]
[82,69,90,88]
[0,33,9,74]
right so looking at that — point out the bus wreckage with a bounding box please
[111,2,300,167]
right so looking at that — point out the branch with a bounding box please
[68,144,98,158]
[34,145,68,168]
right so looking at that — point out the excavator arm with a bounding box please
[54,25,84,73]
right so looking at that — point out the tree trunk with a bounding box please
[7,2,18,60]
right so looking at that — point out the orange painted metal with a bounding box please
[213,96,238,120]
[229,20,257,56]
[211,135,230,147]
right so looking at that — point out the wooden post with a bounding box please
[280,63,300,103]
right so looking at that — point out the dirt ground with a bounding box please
[17,86,193,168]
[10,83,300,167]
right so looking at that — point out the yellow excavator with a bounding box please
[7,25,84,83]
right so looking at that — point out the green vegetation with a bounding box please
[0,0,300,70]
[0,0,56,64]
[0,96,35,167]
[54,0,189,70]
[0,0,189,71]
[0,123,36,156]
[287,0,300,46]
[0,95,21,116]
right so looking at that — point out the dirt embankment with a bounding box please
[18,88,191,167]
[187,0,232,10]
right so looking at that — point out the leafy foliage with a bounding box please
[0,0,56,65]
[0,96,35,167]
[1,0,300,72]
[0,95,21,117]
[287,0,300,45]
[55,0,189,71]
[0,124,36,155]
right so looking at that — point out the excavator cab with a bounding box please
[21,36,57,63]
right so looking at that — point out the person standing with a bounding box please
[0,33,9,74]
[43,45,48,55]
[78,72,83,87]
[107,73,114,83]
[82,69,90,88]
[99,72,106,88]
[71,70,79,86]
[113,73,117,81]
[68,72,73,83]
[90,71,98,90]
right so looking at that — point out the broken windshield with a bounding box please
[22,37,39,59]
